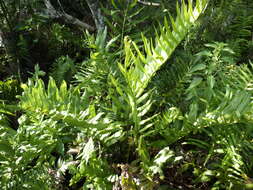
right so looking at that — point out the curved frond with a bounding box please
[121,0,208,97]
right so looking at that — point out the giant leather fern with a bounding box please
[108,0,209,173]
[113,0,208,144]
[120,0,208,97]
[15,0,210,188]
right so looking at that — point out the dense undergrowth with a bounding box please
[1,0,253,189]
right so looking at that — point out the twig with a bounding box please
[43,0,95,31]
[137,0,160,6]
[86,0,105,32]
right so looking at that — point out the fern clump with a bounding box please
[2,0,253,189]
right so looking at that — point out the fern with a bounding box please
[156,43,251,144]
[4,0,253,189]
[159,43,253,188]
[120,0,208,97]
[49,55,76,86]
[106,0,209,181]
[185,123,253,189]
[195,0,253,61]
[0,115,64,189]
[74,28,116,103]
[150,55,193,111]
[116,0,208,142]
[12,0,211,188]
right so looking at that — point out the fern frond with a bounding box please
[121,0,208,97]
[19,77,87,116]
[198,124,253,187]
[151,56,193,109]
[74,28,118,102]
[156,48,253,145]
[50,56,76,86]
[102,1,209,169]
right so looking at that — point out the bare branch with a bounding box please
[43,0,95,31]
[85,0,105,32]
[137,0,160,6]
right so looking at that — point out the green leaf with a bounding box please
[191,64,206,72]
[80,138,95,164]
[0,141,14,156]
[153,147,174,167]
[188,77,203,90]
[207,75,215,89]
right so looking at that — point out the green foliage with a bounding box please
[188,0,253,61]
[0,79,22,101]
[2,0,253,189]
[102,0,163,46]
[160,43,253,188]
[13,1,208,188]
[48,23,88,60]
[50,55,76,85]
[69,138,115,189]
[108,2,209,174]
[74,28,117,102]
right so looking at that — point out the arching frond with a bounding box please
[120,0,208,97]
